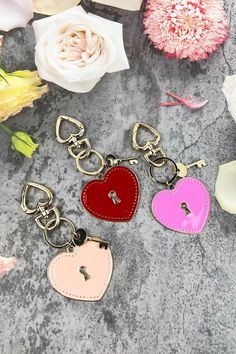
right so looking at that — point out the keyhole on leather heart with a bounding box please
[79,266,90,281]
[108,191,121,205]
[181,202,191,215]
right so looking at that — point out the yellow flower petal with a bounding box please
[92,0,142,10]
[33,0,81,15]
[0,69,48,122]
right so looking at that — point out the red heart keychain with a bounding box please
[81,166,139,222]
[56,116,140,223]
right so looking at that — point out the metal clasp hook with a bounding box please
[21,181,53,214]
[56,115,85,144]
[76,150,105,176]
[132,122,161,151]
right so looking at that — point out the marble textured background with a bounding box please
[1,1,236,353]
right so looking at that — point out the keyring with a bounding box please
[43,217,76,249]
[76,149,105,176]
[21,180,113,301]
[35,206,60,231]
[68,138,91,159]
[149,157,178,186]
[56,115,140,223]
[144,147,166,167]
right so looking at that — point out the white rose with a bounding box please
[222,75,236,124]
[215,161,236,214]
[32,6,129,93]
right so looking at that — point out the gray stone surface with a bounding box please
[1,1,236,353]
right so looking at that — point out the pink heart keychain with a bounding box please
[131,122,211,235]
[149,157,210,234]
[152,177,210,234]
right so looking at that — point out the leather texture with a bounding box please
[47,242,113,301]
[81,166,139,222]
[152,177,210,234]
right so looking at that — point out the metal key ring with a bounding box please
[149,157,178,186]
[68,138,91,159]
[43,217,76,249]
[35,205,60,231]
[76,149,105,176]
[144,147,166,167]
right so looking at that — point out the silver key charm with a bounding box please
[117,157,139,165]
[106,154,139,167]
[176,159,206,178]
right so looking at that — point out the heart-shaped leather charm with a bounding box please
[81,166,139,222]
[152,177,210,234]
[47,242,113,301]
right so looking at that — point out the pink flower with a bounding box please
[0,35,3,48]
[0,256,16,279]
[144,0,228,61]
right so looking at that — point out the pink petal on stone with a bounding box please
[0,256,16,279]
[160,95,193,106]
[184,100,209,109]
[160,101,184,106]
[0,35,3,48]
[166,92,208,109]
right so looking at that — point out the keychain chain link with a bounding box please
[131,122,167,167]
[21,181,109,250]
[131,122,206,187]
[55,115,106,176]
[21,181,76,249]
[56,115,139,176]
[131,122,180,187]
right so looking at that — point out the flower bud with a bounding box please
[11,131,39,158]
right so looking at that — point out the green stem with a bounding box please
[0,122,13,136]
[0,68,9,84]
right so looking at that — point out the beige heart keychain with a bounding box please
[48,240,112,301]
[21,181,113,301]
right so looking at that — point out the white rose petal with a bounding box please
[215,161,236,214]
[33,0,81,15]
[222,75,236,124]
[0,0,33,31]
[92,0,143,11]
[32,6,129,93]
